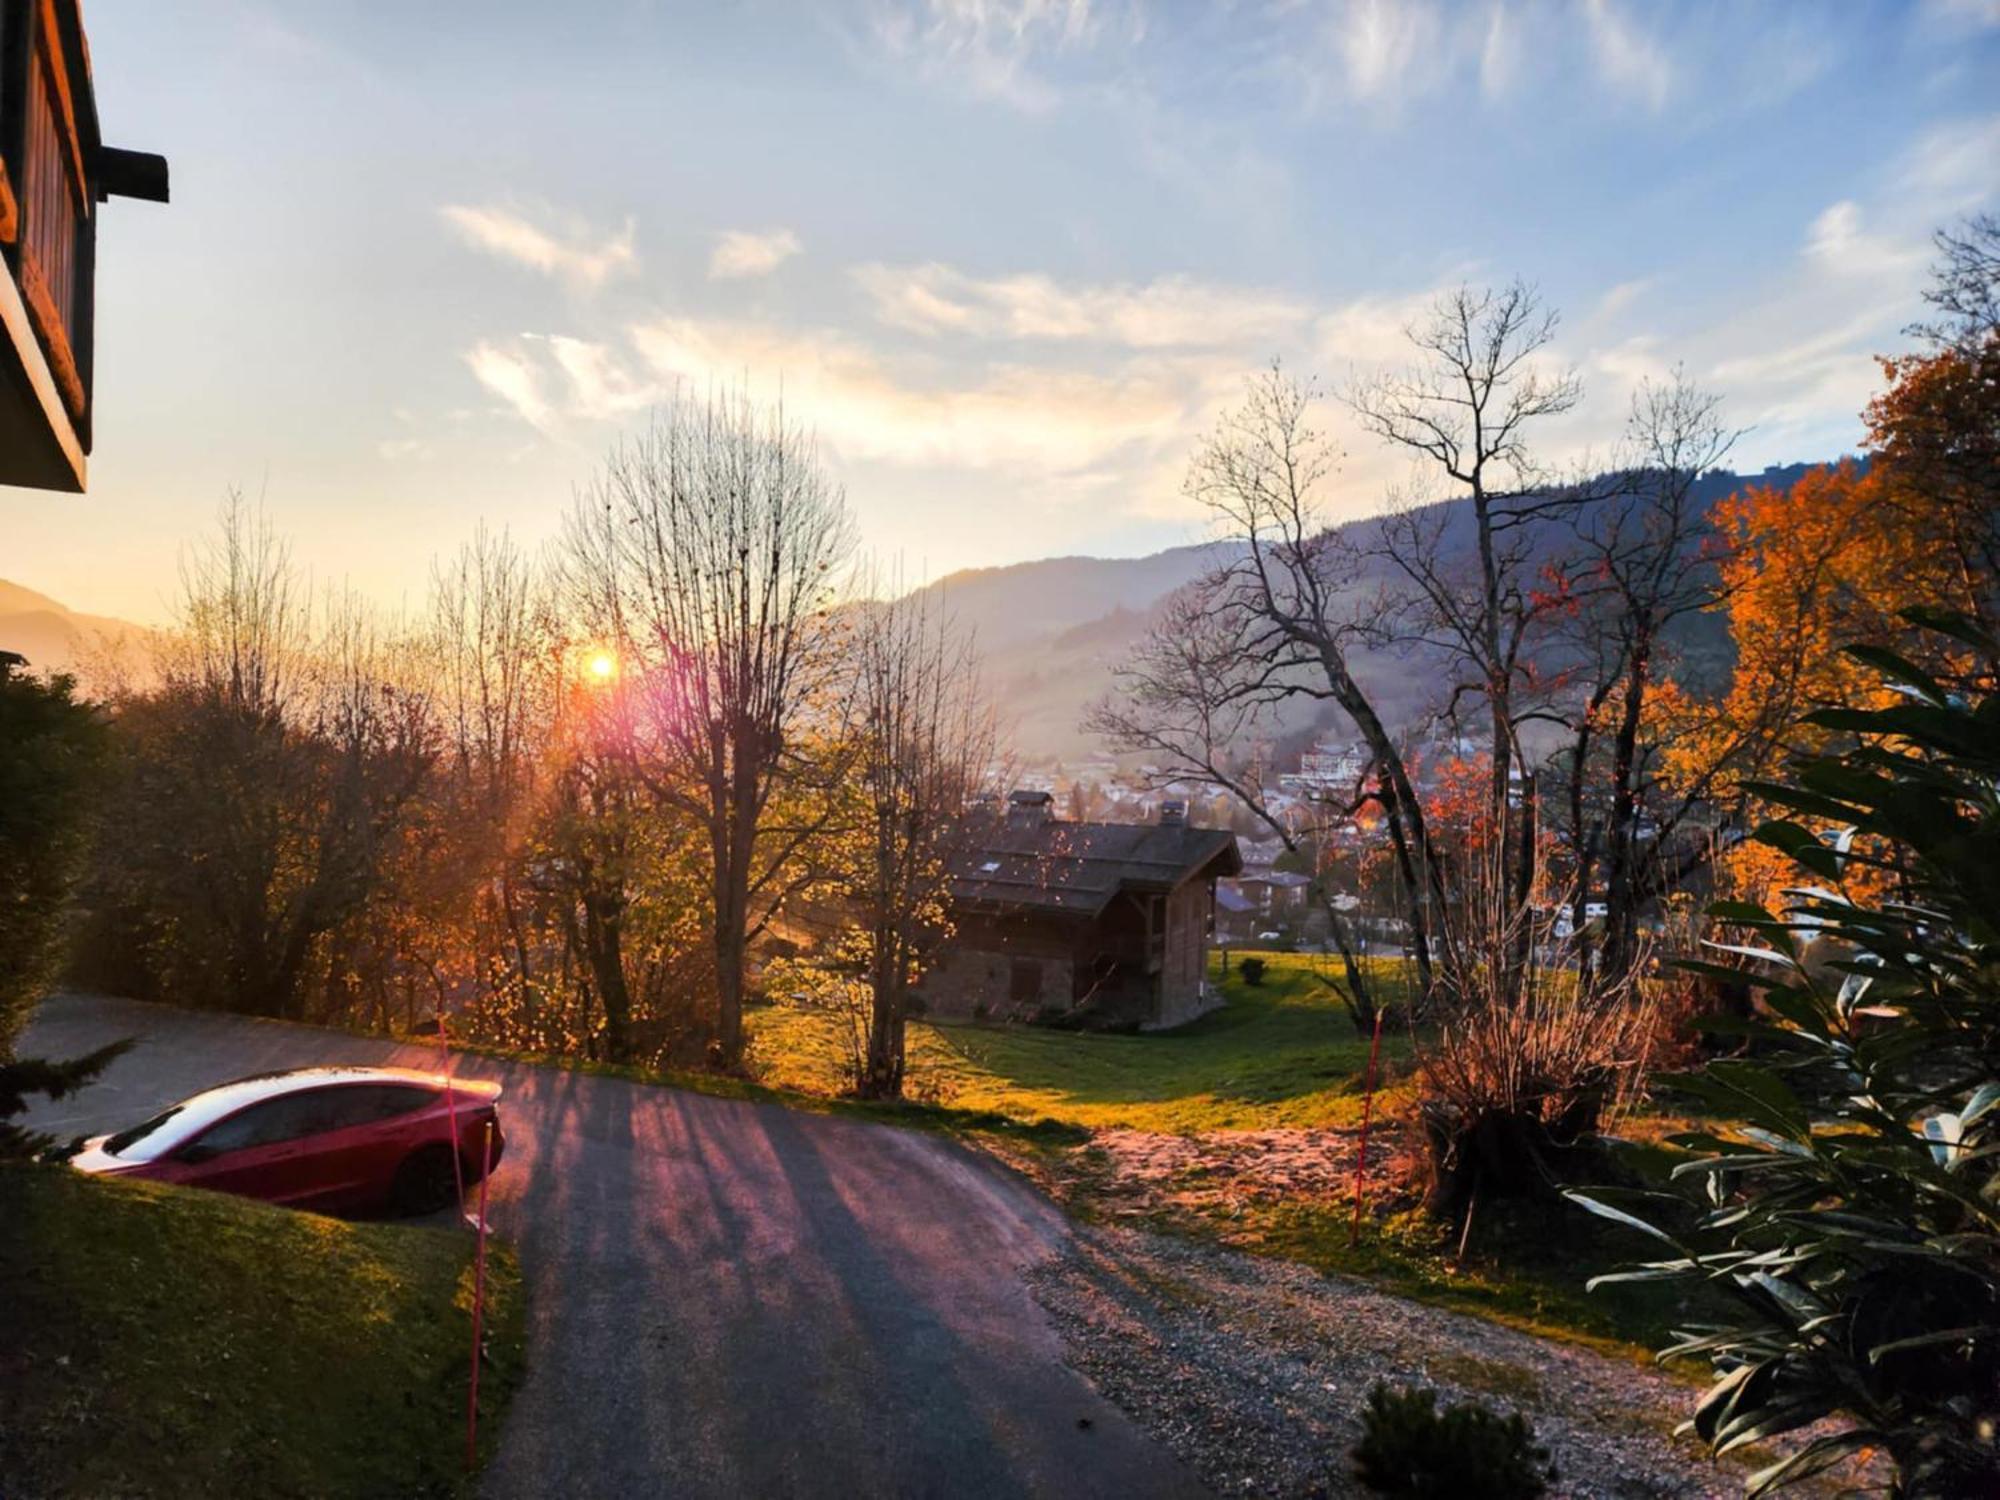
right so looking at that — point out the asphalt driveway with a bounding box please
[18,993,1204,1499]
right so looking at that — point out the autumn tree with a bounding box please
[1667,217,1999,911]
[1868,212,1999,654]
[528,670,714,1065]
[87,500,438,1021]
[563,390,855,1067]
[418,529,559,1022]
[1553,372,1741,982]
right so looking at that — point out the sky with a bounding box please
[4,0,1997,625]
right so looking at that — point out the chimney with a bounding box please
[1006,788,1054,827]
[1158,798,1187,826]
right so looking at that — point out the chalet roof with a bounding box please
[950,815,1242,919]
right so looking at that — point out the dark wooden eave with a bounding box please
[949,818,1243,919]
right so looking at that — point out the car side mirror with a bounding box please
[176,1142,223,1164]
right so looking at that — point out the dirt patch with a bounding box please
[1085,1126,1402,1217]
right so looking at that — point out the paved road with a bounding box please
[20,994,1204,1500]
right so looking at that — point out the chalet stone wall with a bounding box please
[919,943,1075,1021]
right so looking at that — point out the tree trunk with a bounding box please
[580,886,632,1063]
[1602,639,1651,984]
[861,936,906,1100]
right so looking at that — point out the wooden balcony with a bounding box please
[0,0,166,492]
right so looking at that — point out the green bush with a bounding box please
[0,660,124,1159]
[0,662,106,1055]
[1239,956,1268,986]
[1574,615,2000,1496]
[1351,1382,1554,1498]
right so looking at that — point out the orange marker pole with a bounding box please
[1349,1006,1386,1247]
[465,1119,493,1473]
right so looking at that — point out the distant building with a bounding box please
[1,1,167,491]
[1277,738,1370,798]
[1236,835,1288,871]
[1215,870,1313,941]
[922,790,1242,1031]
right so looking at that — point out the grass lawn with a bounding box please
[0,1164,525,1499]
[746,950,1710,1357]
[748,949,1418,1133]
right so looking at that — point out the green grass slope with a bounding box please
[0,1164,524,1499]
[750,951,1416,1133]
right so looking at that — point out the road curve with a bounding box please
[19,993,1205,1499]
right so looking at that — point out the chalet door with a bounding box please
[1008,958,1042,1008]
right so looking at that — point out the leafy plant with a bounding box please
[1350,1381,1555,1498]
[1,1043,131,1160]
[1572,614,2000,1496]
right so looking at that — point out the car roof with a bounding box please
[106,1066,498,1162]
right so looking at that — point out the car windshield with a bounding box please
[103,1105,184,1157]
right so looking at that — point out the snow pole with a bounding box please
[465,1119,494,1473]
[1349,1006,1386,1247]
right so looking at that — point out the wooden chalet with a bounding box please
[923,790,1242,1031]
[1,0,167,492]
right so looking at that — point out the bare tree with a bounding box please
[564,389,856,1067]
[1911,211,2000,351]
[1344,282,1583,1004]
[1556,373,1740,982]
[427,528,557,1006]
[101,497,437,1021]
[1092,366,1449,1019]
[835,580,998,1098]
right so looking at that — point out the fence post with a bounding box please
[1349,1007,1386,1247]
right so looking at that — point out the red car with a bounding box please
[69,1066,504,1218]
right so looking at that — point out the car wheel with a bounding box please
[393,1145,459,1217]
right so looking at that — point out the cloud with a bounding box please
[1924,0,2000,27]
[1267,0,1695,118]
[853,263,1308,347]
[1591,278,1654,323]
[709,228,804,280]
[1902,114,2000,204]
[1803,201,1927,280]
[464,334,659,434]
[440,204,637,289]
[1330,0,1443,102]
[866,0,1123,111]
[632,316,1200,472]
[1583,0,1672,112]
[465,341,557,432]
[1477,3,1518,101]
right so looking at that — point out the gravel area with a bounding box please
[1027,1222,1786,1499]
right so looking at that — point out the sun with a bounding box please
[586,651,618,682]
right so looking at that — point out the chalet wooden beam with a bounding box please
[95,146,166,203]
